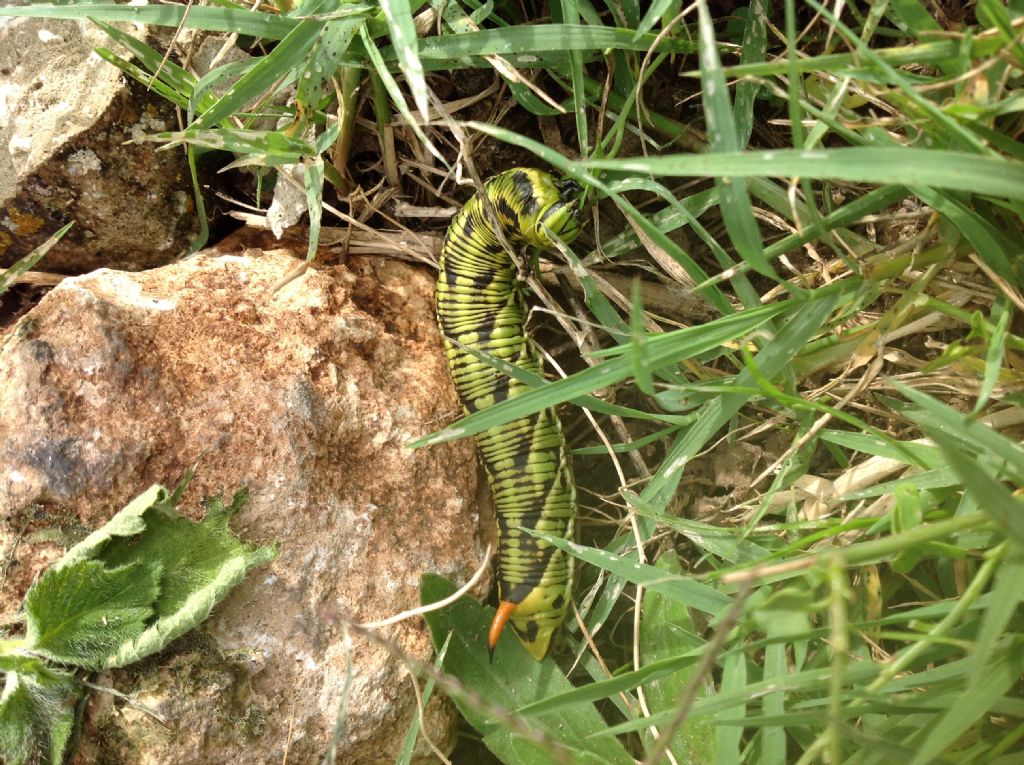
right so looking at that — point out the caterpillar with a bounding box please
[435,168,583,660]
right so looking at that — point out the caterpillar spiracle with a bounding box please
[435,168,583,660]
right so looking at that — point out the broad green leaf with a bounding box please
[0,652,53,678]
[0,671,79,765]
[18,481,275,673]
[56,484,166,568]
[419,575,633,765]
[24,560,158,669]
[98,489,277,667]
[639,553,716,764]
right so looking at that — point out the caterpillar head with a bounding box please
[531,176,583,249]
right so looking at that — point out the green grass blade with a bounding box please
[0,3,300,38]
[410,300,788,447]
[514,651,701,718]
[734,0,767,148]
[639,553,717,764]
[360,25,445,165]
[968,548,1023,692]
[526,532,732,615]
[894,385,1024,485]
[923,431,1024,548]
[190,18,327,131]
[0,223,72,295]
[303,157,325,262]
[411,24,696,61]
[975,295,1011,413]
[712,643,745,761]
[379,0,429,121]
[580,149,1024,201]
[696,0,772,280]
[907,642,1024,765]
[394,633,451,765]
[641,289,842,507]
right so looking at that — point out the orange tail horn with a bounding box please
[488,601,518,652]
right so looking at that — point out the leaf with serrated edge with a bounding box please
[56,484,166,569]
[0,670,79,765]
[99,489,277,667]
[25,560,159,669]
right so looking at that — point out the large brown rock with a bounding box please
[0,248,485,764]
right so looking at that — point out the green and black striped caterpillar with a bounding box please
[436,168,583,660]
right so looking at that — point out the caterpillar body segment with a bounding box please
[435,168,582,660]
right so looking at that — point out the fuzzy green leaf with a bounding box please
[24,560,159,669]
[97,489,277,667]
[0,671,79,765]
[23,479,276,670]
[55,484,166,569]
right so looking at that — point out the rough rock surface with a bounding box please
[0,248,486,764]
[0,16,199,273]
